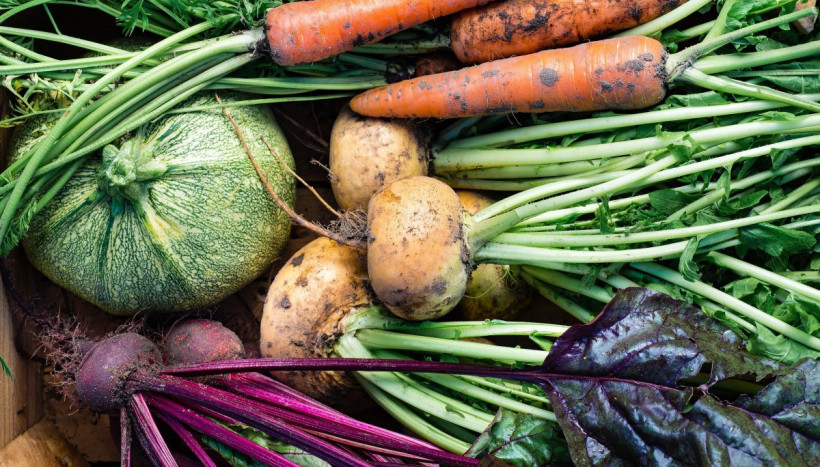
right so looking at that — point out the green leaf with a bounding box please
[595,195,614,234]
[467,409,572,466]
[202,423,330,467]
[738,223,817,257]
[1,356,11,381]
[678,237,702,281]
[715,190,767,216]
[747,323,820,364]
[648,190,700,216]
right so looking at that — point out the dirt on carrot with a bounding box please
[450,0,687,63]
[350,35,667,118]
[265,0,493,65]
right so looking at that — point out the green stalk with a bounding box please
[515,138,820,226]
[493,205,819,248]
[677,69,820,113]
[613,0,714,38]
[705,252,820,303]
[694,41,820,75]
[665,8,817,79]
[352,329,548,365]
[372,350,556,421]
[519,266,613,304]
[438,114,820,172]
[703,0,737,40]
[628,262,820,351]
[468,154,682,245]
[0,21,218,250]
[475,240,692,266]
[446,94,820,149]
[354,376,472,454]
[335,336,492,433]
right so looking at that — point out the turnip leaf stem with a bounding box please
[439,114,820,172]
[521,157,820,226]
[334,336,493,433]
[469,154,682,245]
[372,353,557,421]
[627,262,820,351]
[446,94,820,149]
[677,68,820,112]
[353,329,549,364]
[492,205,819,248]
[705,252,820,302]
[519,274,597,322]
[666,8,816,79]
[693,40,820,75]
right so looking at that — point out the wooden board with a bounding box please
[0,92,44,449]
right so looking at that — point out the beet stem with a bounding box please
[162,357,540,382]
[219,375,478,466]
[121,407,132,467]
[131,393,178,467]
[155,411,219,467]
[146,394,301,467]
[138,373,374,467]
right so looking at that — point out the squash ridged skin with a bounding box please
[11,92,296,315]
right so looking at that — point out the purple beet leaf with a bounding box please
[536,287,819,466]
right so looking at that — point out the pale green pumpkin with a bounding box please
[10,92,295,315]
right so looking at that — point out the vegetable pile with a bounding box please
[1,0,819,465]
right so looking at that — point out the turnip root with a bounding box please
[329,106,429,211]
[454,191,533,321]
[367,176,471,320]
[258,236,567,452]
[260,237,374,409]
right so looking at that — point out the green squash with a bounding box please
[10,92,296,315]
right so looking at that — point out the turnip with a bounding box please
[453,190,532,321]
[329,106,430,212]
[261,237,568,452]
[327,112,532,321]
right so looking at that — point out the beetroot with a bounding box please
[164,319,244,365]
[75,333,161,413]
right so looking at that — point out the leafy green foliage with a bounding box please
[202,423,329,467]
[738,223,817,257]
[467,410,572,466]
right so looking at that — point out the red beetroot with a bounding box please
[75,333,162,413]
[164,319,245,366]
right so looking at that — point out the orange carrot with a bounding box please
[450,0,687,64]
[350,35,667,119]
[265,0,494,66]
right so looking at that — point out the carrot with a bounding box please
[351,35,667,118]
[350,9,820,119]
[450,0,687,64]
[265,0,494,66]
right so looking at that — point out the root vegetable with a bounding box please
[454,191,533,321]
[75,333,162,414]
[329,106,429,211]
[164,319,245,366]
[258,236,567,451]
[367,176,471,320]
[260,237,374,409]
[450,0,688,64]
[350,10,820,118]
[264,0,494,66]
